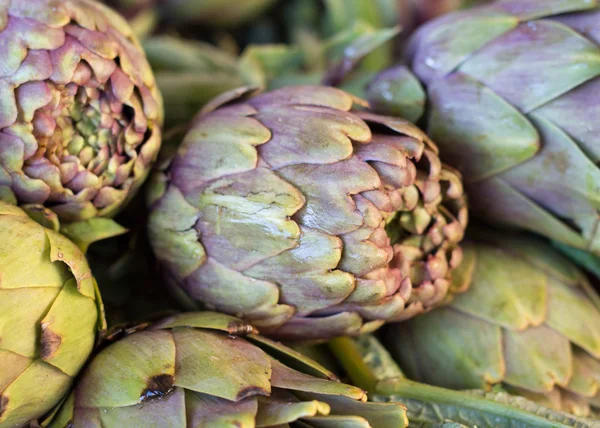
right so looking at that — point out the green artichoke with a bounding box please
[148,85,468,340]
[405,0,600,256]
[48,312,408,427]
[0,0,162,236]
[384,230,600,416]
[0,202,106,427]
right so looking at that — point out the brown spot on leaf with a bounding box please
[543,150,569,175]
[105,322,151,343]
[0,394,7,419]
[140,374,174,402]
[40,326,62,360]
[236,386,269,401]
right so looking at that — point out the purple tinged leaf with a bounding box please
[408,9,517,85]
[458,20,600,113]
[553,9,600,44]
[534,77,600,163]
[489,0,598,20]
[427,73,540,182]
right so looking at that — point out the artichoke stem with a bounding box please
[329,336,589,428]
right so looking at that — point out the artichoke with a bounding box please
[0,202,105,427]
[384,230,600,416]
[0,0,162,239]
[405,0,600,256]
[48,312,408,427]
[148,85,468,340]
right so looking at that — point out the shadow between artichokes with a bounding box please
[0,202,106,428]
[147,85,468,340]
[46,312,408,428]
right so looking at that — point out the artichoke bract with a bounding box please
[148,86,468,340]
[0,202,105,427]
[385,231,600,416]
[405,0,600,255]
[48,312,408,428]
[0,0,162,230]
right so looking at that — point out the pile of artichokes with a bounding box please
[2,0,600,427]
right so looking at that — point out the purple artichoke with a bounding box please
[148,86,468,340]
[405,0,600,255]
[0,0,162,236]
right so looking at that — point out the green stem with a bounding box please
[329,336,383,393]
[373,379,575,428]
[329,336,592,428]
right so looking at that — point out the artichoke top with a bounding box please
[404,0,600,255]
[48,311,409,428]
[0,0,162,228]
[0,201,105,427]
[148,85,468,340]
